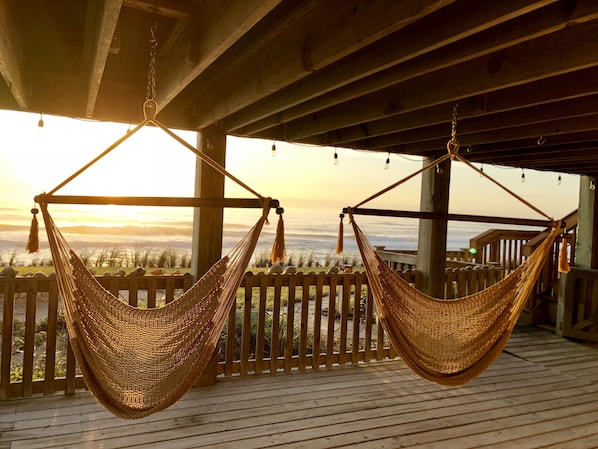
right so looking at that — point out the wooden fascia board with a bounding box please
[189,0,457,130]
[0,1,27,109]
[281,18,598,142]
[84,0,124,117]
[225,0,585,135]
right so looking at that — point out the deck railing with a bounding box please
[0,264,507,400]
[557,267,598,342]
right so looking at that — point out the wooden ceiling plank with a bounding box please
[300,66,598,147]
[376,114,598,155]
[122,0,192,20]
[155,0,283,113]
[281,18,598,142]
[351,94,598,150]
[229,0,595,135]
[0,2,27,108]
[84,0,124,117]
[189,0,456,130]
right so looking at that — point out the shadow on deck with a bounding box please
[1,325,598,448]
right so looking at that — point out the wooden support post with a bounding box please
[191,127,225,387]
[575,175,598,269]
[191,127,226,279]
[417,156,451,298]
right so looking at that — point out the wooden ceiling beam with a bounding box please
[280,18,598,142]
[374,114,598,156]
[122,0,192,20]
[188,0,457,130]
[154,0,283,115]
[293,67,598,147]
[230,0,597,136]
[348,94,598,150]
[83,0,124,117]
[0,2,27,109]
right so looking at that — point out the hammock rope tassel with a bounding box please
[270,207,286,264]
[336,213,344,254]
[26,207,40,253]
[558,233,571,273]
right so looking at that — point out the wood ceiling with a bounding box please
[1,0,598,175]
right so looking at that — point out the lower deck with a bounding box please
[1,325,598,449]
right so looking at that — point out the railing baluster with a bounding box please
[240,281,253,376]
[255,276,268,375]
[0,279,15,400]
[284,276,296,372]
[352,274,362,364]
[365,284,373,362]
[224,294,236,376]
[312,275,323,370]
[65,341,76,396]
[22,280,37,397]
[326,276,337,368]
[298,275,310,371]
[44,281,59,396]
[339,275,350,365]
[270,276,282,373]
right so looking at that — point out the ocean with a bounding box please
[0,203,528,268]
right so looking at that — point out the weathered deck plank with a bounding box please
[1,325,597,448]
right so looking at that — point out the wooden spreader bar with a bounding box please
[342,207,561,228]
[35,194,279,209]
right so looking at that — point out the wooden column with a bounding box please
[574,174,598,269]
[416,156,451,298]
[191,127,226,387]
[191,127,226,279]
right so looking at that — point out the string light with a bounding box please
[590,179,596,191]
[271,142,276,157]
[520,169,525,183]
[557,174,562,185]
[333,149,339,165]
[36,112,44,136]
[384,152,390,169]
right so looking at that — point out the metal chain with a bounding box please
[447,103,460,157]
[146,22,158,102]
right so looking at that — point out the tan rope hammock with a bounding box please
[351,212,559,386]
[41,200,271,418]
[344,105,564,386]
[30,97,286,418]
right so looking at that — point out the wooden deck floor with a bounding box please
[2,325,598,449]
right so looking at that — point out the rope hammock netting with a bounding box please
[341,105,568,386]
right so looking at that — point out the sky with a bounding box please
[0,109,581,225]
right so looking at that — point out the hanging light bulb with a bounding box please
[521,169,526,183]
[557,174,562,186]
[36,112,44,136]
[590,179,596,191]
[271,142,276,157]
[333,149,339,165]
[384,152,390,169]
[479,164,484,178]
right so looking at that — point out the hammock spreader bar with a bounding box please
[343,207,562,228]
[34,194,279,209]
